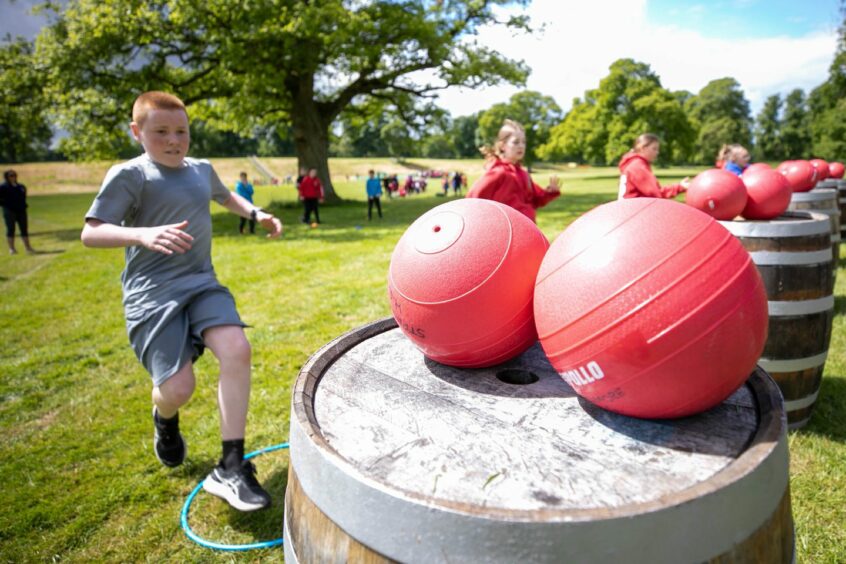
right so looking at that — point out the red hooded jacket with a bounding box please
[299,176,324,199]
[467,159,559,222]
[618,152,685,199]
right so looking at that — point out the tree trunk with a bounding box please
[290,95,341,203]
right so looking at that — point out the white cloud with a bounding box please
[435,0,837,117]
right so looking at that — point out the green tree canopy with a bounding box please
[0,39,54,163]
[781,89,812,159]
[809,3,846,159]
[449,113,482,158]
[476,90,562,164]
[539,59,693,165]
[684,77,753,164]
[754,94,784,161]
[34,0,531,200]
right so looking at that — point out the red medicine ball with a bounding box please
[829,162,845,179]
[779,160,817,192]
[741,168,792,220]
[685,168,747,220]
[534,198,768,419]
[810,158,830,181]
[744,162,771,175]
[388,198,549,368]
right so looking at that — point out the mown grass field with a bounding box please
[1,158,844,562]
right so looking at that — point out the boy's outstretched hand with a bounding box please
[257,211,283,238]
[142,220,194,255]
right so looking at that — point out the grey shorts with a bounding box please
[127,286,246,386]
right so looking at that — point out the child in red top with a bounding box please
[467,120,561,222]
[618,134,689,199]
[298,168,324,224]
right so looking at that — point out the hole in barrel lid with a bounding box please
[496,369,539,386]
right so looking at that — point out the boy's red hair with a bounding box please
[132,91,187,127]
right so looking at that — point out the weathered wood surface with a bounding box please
[287,319,792,563]
[311,327,757,511]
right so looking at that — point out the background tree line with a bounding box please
[2,0,845,171]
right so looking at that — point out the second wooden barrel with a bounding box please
[839,179,846,238]
[720,211,834,429]
[285,318,793,563]
[788,188,840,271]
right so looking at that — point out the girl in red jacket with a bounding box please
[467,120,561,222]
[298,168,324,224]
[618,134,689,199]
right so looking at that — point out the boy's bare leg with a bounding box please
[200,324,270,511]
[152,362,196,418]
[203,325,251,440]
[151,361,194,467]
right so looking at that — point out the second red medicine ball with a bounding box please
[741,168,792,220]
[388,198,549,368]
[534,198,768,419]
[685,168,747,220]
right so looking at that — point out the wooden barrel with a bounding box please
[719,212,834,429]
[284,318,794,563]
[788,188,840,271]
[839,180,846,238]
[816,178,839,190]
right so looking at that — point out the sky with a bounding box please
[435,0,842,116]
[2,0,841,118]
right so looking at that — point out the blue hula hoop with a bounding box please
[180,442,289,551]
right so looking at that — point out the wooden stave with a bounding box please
[286,319,793,564]
[720,212,833,430]
[788,190,841,269]
[838,181,846,237]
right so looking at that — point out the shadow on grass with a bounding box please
[31,228,82,242]
[835,295,846,317]
[224,463,289,538]
[796,374,846,442]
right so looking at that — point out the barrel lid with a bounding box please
[719,211,831,237]
[292,319,785,516]
[791,188,838,202]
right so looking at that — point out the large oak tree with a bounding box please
[35,0,530,200]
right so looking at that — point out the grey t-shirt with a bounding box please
[86,154,232,311]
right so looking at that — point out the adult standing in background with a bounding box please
[618,134,689,199]
[1,170,35,255]
[235,172,256,234]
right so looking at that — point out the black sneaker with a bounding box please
[202,460,272,512]
[152,406,186,468]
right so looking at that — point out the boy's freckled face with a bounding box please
[131,109,190,168]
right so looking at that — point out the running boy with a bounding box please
[81,91,282,511]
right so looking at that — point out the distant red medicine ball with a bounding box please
[829,162,845,179]
[810,158,830,181]
[388,198,549,368]
[534,198,768,419]
[685,168,748,220]
[741,168,793,220]
[744,162,772,175]
[778,160,817,192]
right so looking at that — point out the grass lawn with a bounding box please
[0,158,844,562]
